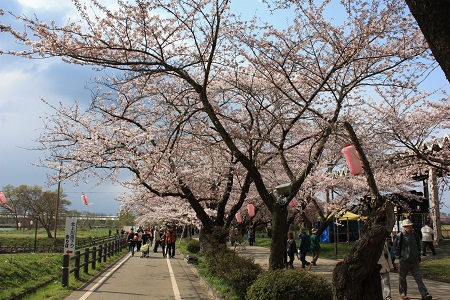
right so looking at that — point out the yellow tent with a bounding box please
[338,211,360,221]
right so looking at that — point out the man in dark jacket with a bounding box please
[393,219,432,300]
[298,229,311,269]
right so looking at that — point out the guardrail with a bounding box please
[61,235,128,286]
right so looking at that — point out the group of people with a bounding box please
[285,219,435,300]
[381,219,434,300]
[125,226,177,259]
[285,228,321,270]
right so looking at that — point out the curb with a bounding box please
[177,249,223,300]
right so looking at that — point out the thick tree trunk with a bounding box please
[269,204,288,270]
[332,203,395,300]
[405,0,450,83]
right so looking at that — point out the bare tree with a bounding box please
[1,185,70,238]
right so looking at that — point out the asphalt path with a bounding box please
[65,242,450,300]
[63,249,214,300]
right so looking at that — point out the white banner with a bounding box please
[64,218,77,256]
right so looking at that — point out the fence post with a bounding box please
[84,248,89,274]
[92,246,97,270]
[62,254,70,287]
[103,243,107,262]
[98,245,103,264]
[74,250,80,279]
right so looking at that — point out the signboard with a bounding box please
[64,218,77,256]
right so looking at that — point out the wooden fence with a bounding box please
[62,235,128,286]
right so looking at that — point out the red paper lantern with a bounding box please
[343,144,362,175]
[81,194,89,205]
[289,197,297,207]
[247,204,255,218]
[236,212,242,223]
[0,191,6,204]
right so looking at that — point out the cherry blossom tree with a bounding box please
[0,1,437,283]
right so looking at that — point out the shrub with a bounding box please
[203,227,262,298]
[186,239,201,254]
[246,269,333,300]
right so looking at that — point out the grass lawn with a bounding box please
[420,258,450,283]
[254,236,353,260]
[0,229,127,300]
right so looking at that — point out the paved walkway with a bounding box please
[64,241,450,300]
[63,250,215,300]
[236,242,450,300]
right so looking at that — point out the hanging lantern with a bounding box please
[81,194,89,205]
[30,220,33,226]
[236,212,243,223]
[342,144,362,175]
[247,204,255,218]
[18,222,21,228]
[0,191,6,204]
[289,197,297,207]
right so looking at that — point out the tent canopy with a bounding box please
[338,211,360,221]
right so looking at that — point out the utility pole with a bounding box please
[54,166,62,252]
[429,168,442,245]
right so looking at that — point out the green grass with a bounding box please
[420,258,450,283]
[254,236,353,259]
[0,253,61,300]
[178,239,241,300]
[19,251,127,300]
[0,229,121,251]
[0,229,127,300]
[0,250,127,300]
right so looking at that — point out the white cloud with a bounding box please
[16,0,74,11]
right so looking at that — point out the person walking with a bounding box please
[136,230,143,252]
[394,219,432,300]
[165,226,177,258]
[126,229,137,257]
[153,226,161,253]
[379,239,395,300]
[285,232,299,269]
[160,228,167,258]
[248,227,255,246]
[309,228,321,269]
[298,228,311,269]
[421,221,436,256]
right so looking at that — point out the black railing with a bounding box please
[62,235,128,286]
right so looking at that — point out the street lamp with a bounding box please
[271,183,292,205]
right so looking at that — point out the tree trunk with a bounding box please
[332,203,395,300]
[45,227,53,238]
[269,204,288,270]
[405,0,450,83]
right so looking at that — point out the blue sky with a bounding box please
[1,0,449,215]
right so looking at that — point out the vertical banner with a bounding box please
[64,218,77,256]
